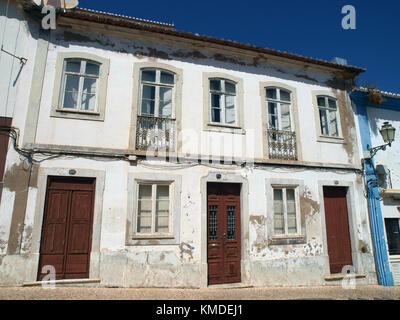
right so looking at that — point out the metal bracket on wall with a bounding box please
[1,45,28,64]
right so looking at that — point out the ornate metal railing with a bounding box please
[267,129,297,161]
[136,115,175,151]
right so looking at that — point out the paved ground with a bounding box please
[0,285,400,300]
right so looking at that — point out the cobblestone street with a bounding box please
[0,285,399,300]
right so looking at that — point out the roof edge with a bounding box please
[56,7,365,75]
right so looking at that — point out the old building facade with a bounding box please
[0,2,379,287]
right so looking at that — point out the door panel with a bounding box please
[323,186,353,274]
[38,177,95,281]
[207,183,241,285]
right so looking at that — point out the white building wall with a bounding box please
[0,11,377,287]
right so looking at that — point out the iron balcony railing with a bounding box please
[136,115,175,151]
[267,129,298,161]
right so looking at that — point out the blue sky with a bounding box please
[80,0,400,93]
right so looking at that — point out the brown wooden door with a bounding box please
[323,186,353,274]
[0,117,12,182]
[38,177,95,280]
[207,183,241,285]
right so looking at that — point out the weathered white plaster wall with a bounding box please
[0,13,376,287]
[32,27,358,166]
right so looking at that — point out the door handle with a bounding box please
[210,244,218,247]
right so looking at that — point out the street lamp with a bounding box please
[368,122,396,158]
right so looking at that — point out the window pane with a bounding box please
[227,206,236,240]
[160,87,172,102]
[266,88,277,100]
[159,101,172,118]
[63,91,78,109]
[141,69,156,82]
[286,189,297,234]
[328,98,337,110]
[81,93,96,111]
[385,219,400,255]
[85,62,100,76]
[137,185,152,233]
[82,77,97,94]
[210,79,221,91]
[329,110,339,136]
[225,95,236,124]
[159,87,173,117]
[281,104,292,131]
[139,184,152,199]
[160,71,174,85]
[212,108,221,123]
[317,97,326,107]
[319,109,329,135]
[274,189,284,234]
[141,100,155,116]
[65,74,80,92]
[280,90,291,102]
[211,93,221,108]
[225,81,236,94]
[268,102,278,129]
[156,185,169,233]
[65,60,81,73]
[142,85,155,100]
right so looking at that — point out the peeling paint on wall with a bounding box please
[249,215,268,253]
[300,186,320,224]
[179,242,194,262]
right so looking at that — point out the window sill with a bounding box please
[132,234,174,240]
[55,108,101,115]
[268,235,306,245]
[51,107,104,121]
[317,135,345,144]
[205,123,245,134]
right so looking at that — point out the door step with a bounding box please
[324,274,366,281]
[23,279,101,287]
[208,283,253,289]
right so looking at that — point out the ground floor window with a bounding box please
[273,187,299,236]
[136,182,172,236]
[385,218,400,255]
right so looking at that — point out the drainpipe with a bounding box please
[364,157,394,286]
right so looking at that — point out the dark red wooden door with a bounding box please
[323,186,353,274]
[0,117,12,182]
[38,177,95,280]
[207,183,241,285]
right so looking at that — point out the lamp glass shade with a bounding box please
[380,122,396,144]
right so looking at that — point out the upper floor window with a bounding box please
[266,87,293,132]
[209,78,237,125]
[51,52,110,121]
[140,69,175,118]
[317,96,339,137]
[60,59,100,112]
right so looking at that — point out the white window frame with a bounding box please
[134,181,174,238]
[209,78,238,126]
[51,52,110,122]
[59,59,100,112]
[317,95,339,137]
[266,87,294,132]
[139,68,176,119]
[272,186,301,237]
